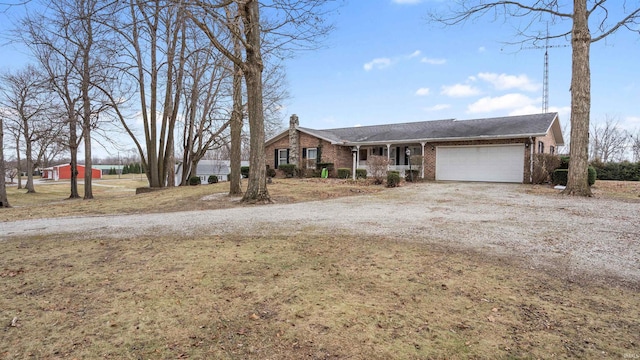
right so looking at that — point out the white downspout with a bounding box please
[420,142,426,178]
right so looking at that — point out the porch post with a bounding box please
[355,145,361,180]
[351,148,357,180]
[420,142,426,178]
[386,144,391,170]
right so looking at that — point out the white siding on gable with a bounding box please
[436,144,525,183]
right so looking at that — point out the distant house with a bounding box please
[41,164,103,181]
[174,160,249,185]
[265,113,564,183]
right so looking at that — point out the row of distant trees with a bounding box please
[589,116,640,163]
[108,163,144,176]
[1,0,336,207]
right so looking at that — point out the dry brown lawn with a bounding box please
[526,179,640,201]
[1,179,639,359]
[1,178,381,222]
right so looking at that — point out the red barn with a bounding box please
[42,164,102,181]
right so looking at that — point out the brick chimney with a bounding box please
[289,114,299,166]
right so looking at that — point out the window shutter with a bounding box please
[286,149,290,164]
[302,148,307,158]
[396,147,400,165]
[274,149,278,169]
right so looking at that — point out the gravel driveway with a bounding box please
[2,182,639,284]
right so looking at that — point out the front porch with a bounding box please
[352,143,428,178]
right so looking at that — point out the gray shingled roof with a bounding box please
[291,113,561,145]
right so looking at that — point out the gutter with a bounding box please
[342,133,548,146]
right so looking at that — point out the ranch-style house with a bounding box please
[265,113,564,183]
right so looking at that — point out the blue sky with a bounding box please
[1,0,639,158]
[282,0,640,133]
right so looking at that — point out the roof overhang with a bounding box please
[547,113,565,146]
[343,133,548,147]
[266,127,344,146]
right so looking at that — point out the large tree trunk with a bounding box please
[229,25,243,196]
[15,137,22,190]
[0,118,10,208]
[240,0,270,203]
[563,0,592,196]
[23,120,35,194]
[69,114,80,199]
[229,74,243,196]
[82,16,94,200]
[83,127,93,199]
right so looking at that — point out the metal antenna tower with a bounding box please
[522,24,569,113]
[542,34,549,113]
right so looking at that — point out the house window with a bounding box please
[371,147,388,156]
[359,148,368,161]
[278,149,288,167]
[538,141,545,154]
[550,146,555,155]
[305,148,317,168]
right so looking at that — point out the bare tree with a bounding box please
[429,1,640,196]
[186,0,335,203]
[590,116,629,163]
[0,65,55,193]
[104,0,190,188]
[3,115,23,189]
[0,116,10,208]
[630,130,640,163]
[19,0,120,199]
[179,32,233,186]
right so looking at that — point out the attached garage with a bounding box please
[436,144,525,183]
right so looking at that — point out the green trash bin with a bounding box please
[321,168,328,179]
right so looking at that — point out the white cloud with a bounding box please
[467,93,535,113]
[423,104,451,111]
[549,106,571,120]
[441,84,481,97]
[508,105,541,116]
[392,0,422,4]
[478,46,486,53]
[415,87,430,96]
[421,57,446,65]
[363,50,424,71]
[477,72,540,92]
[625,116,640,127]
[364,58,392,71]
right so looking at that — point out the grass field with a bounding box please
[1,177,382,222]
[1,178,639,359]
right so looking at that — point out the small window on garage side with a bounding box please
[538,141,544,154]
[550,145,555,155]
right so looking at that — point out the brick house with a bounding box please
[265,113,564,183]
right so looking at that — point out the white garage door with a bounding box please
[436,144,525,183]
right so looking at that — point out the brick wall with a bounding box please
[265,131,352,176]
[533,130,559,154]
[267,128,559,182]
[422,138,533,183]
